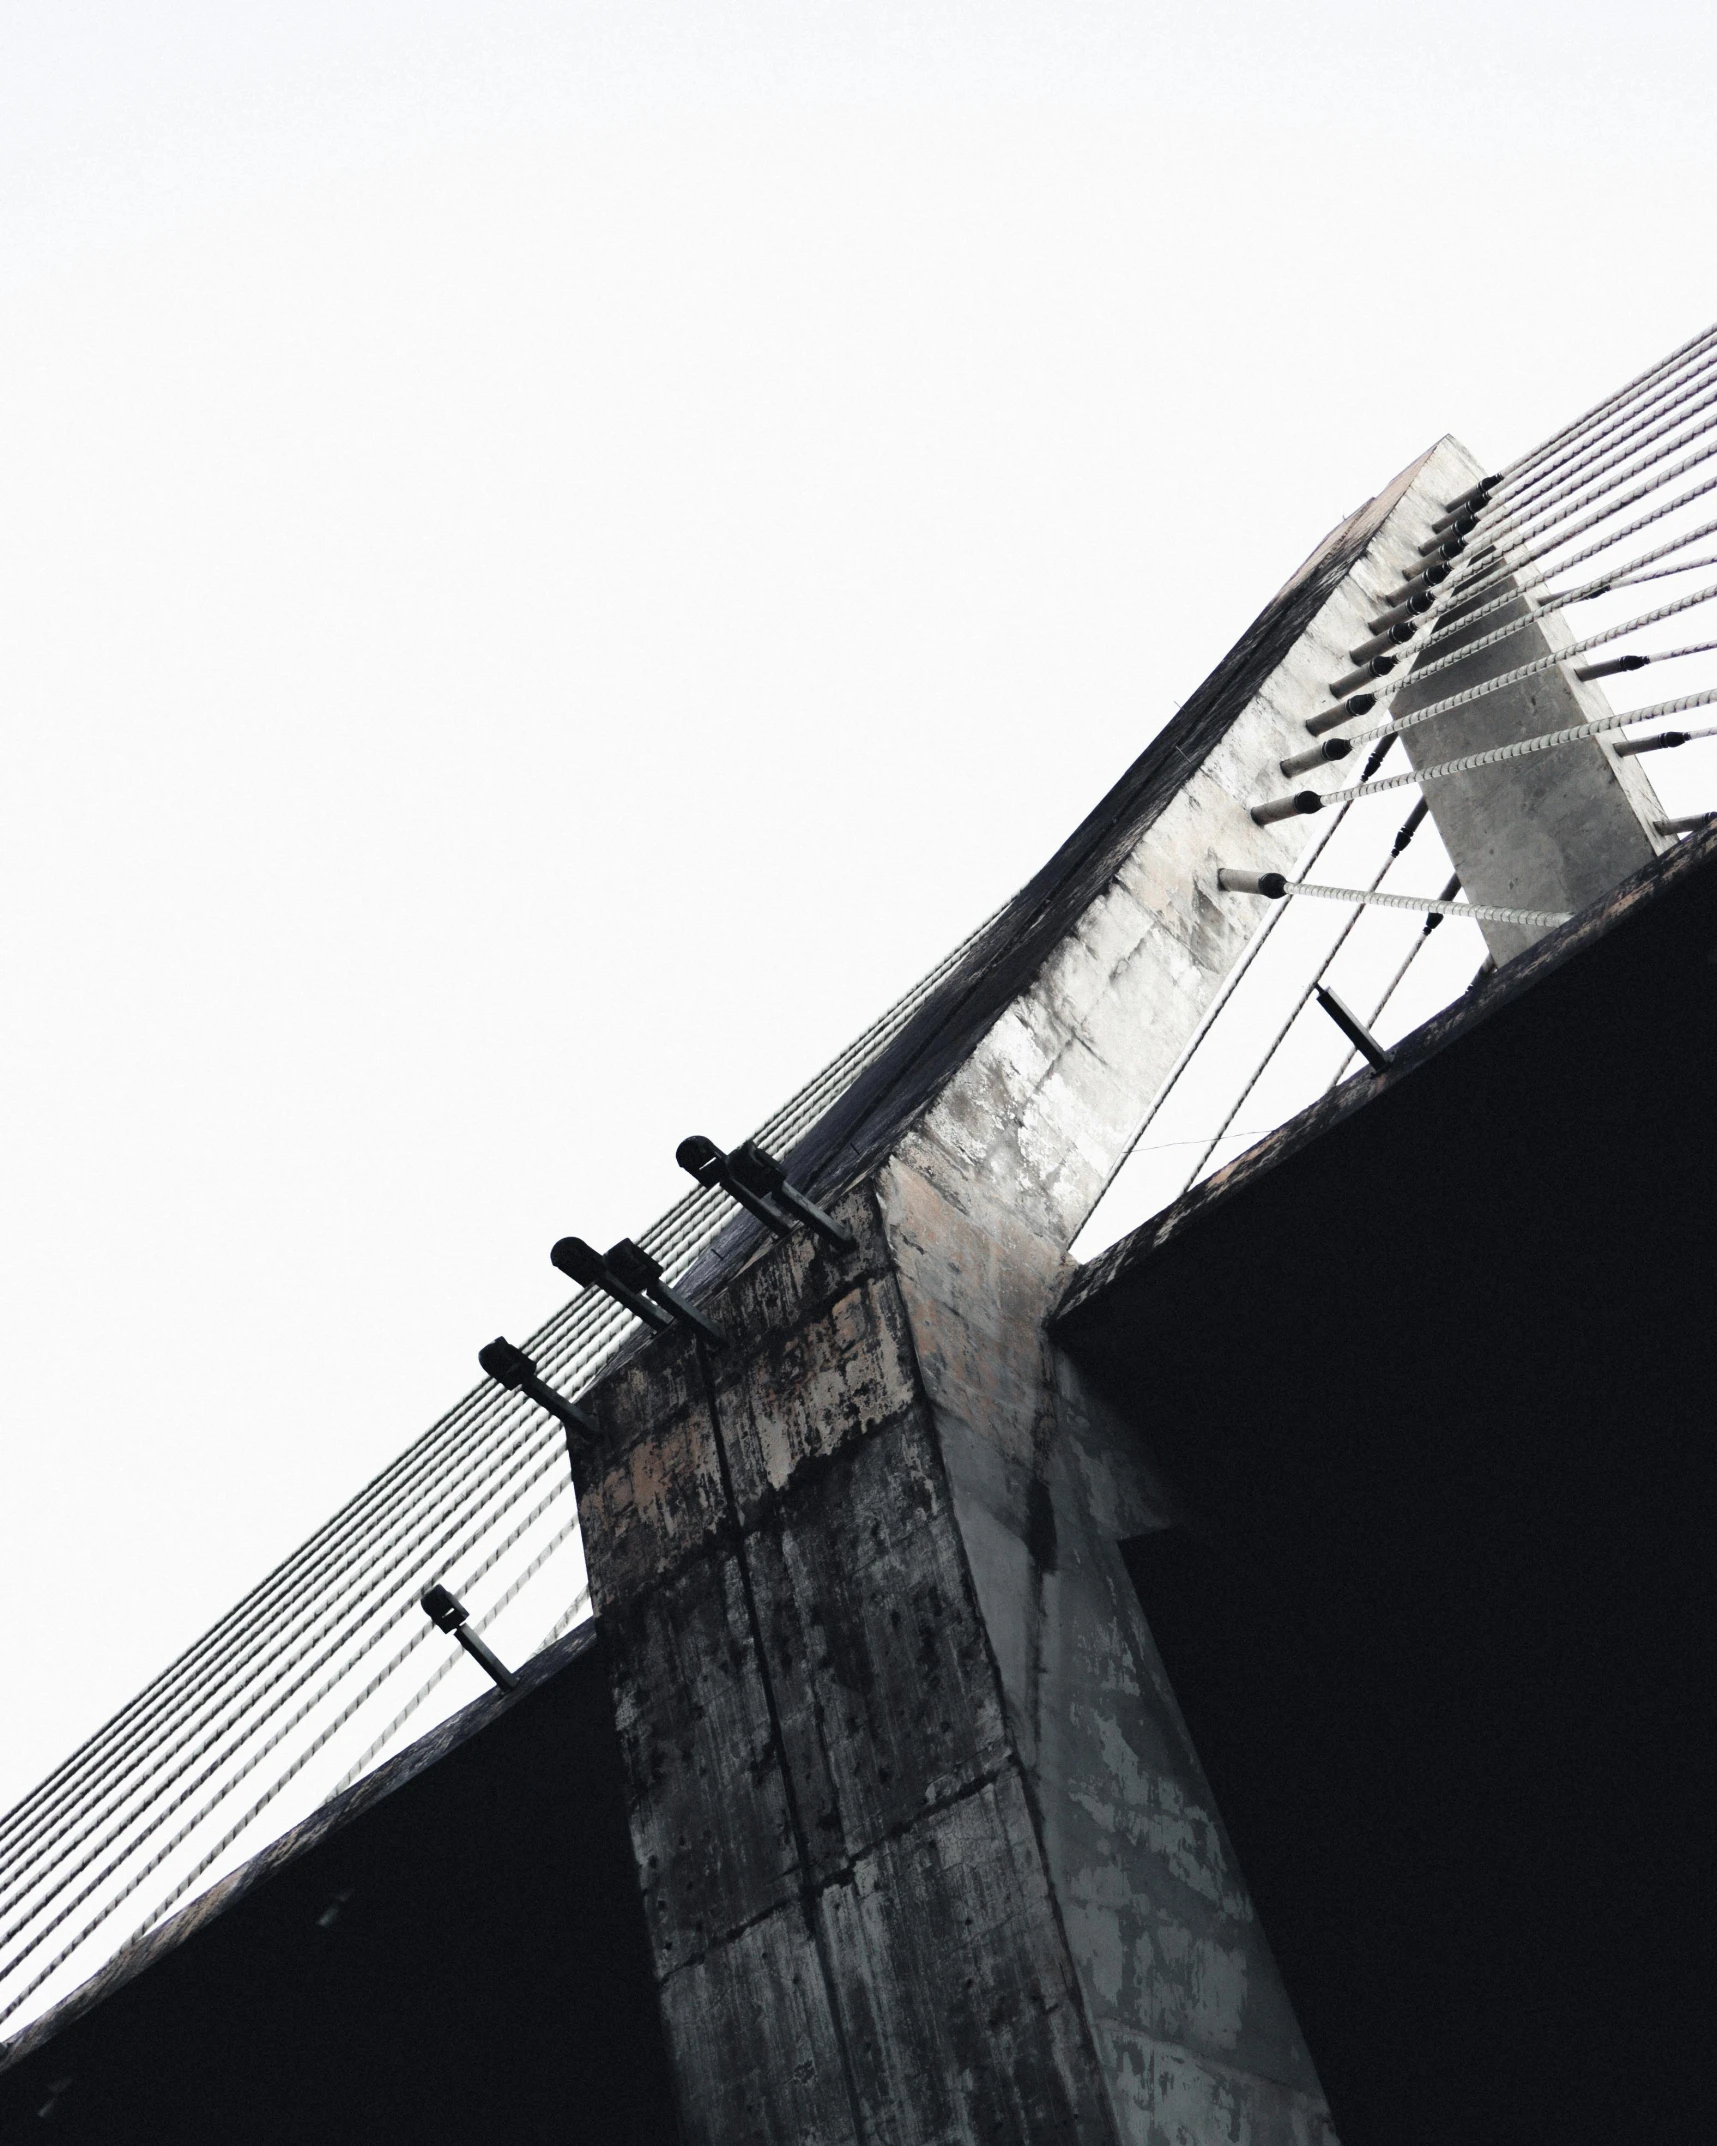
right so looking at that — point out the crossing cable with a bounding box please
[0,898,1005,1918]
[1316,580,1717,753]
[1452,431,1717,611]
[0,1458,573,2029]
[1313,688,1717,808]
[1175,759,1417,1193]
[21,327,1717,2014]
[1078,789,1369,1224]
[1326,874,1462,1088]
[0,1423,566,1983]
[1155,330,1717,1224]
[16,330,1717,1965]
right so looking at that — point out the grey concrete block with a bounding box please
[819,1766,1113,2146]
[610,1549,799,1978]
[748,1414,1009,1881]
[659,1900,861,2146]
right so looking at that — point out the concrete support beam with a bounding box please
[1390,558,1672,966]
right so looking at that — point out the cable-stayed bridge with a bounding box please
[3,325,1716,2145]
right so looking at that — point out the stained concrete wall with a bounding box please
[580,1195,1114,2146]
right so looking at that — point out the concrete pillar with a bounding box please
[571,435,1542,2143]
[1389,561,1672,966]
[581,1199,1115,2145]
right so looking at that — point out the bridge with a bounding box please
[2,325,1715,2144]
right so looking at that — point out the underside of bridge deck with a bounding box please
[0,1629,677,2146]
[1053,826,1717,2146]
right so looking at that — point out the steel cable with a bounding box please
[1454,433,1717,611]
[1494,324,1717,494]
[127,1502,582,1952]
[1326,579,1717,750]
[1494,347,1717,520]
[0,1421,563,1977]
[0,1390,558,1922]
[0,1457,571,2026]
[1323,688,1717,806]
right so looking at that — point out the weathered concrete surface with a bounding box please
[877,1155,1338,2146]
[1389,536,1671,963]
[1039,1362,1332,2146]
[573,431,1689,2143]
[583,1194,1113,2145]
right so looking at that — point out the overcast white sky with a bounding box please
[3,1,1713,1808]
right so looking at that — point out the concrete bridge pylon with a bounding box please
[577,426,1667,2145]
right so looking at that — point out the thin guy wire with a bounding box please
[1179,774,1420,1191]
[0,1385,557,1916]
[135,1505,583,1943]
[1078,800,1360,1225]
[1325,874,1461,1087]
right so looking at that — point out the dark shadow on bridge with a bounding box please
[1058,830,1717,2146]
[0,1627,679,2146]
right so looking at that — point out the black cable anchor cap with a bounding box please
[677,1134,795,1239]
[1250,790,1324,827]
[729,1139,855,1250]
[419,1584,519,1693]
[477,1335,597,1447]
[677,1135,854,1250]
[551,1234,728,1348]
